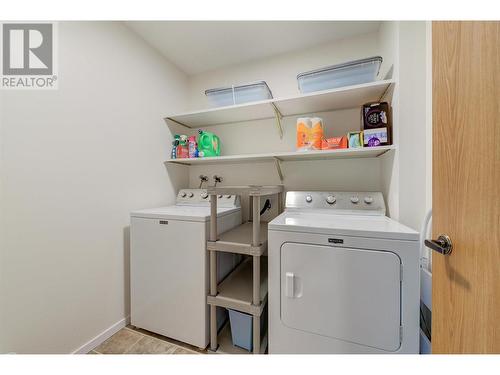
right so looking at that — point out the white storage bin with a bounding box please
[297,56,383,93]
[228,309,253,351]
[205,81,273,107]
[228,307,266,352]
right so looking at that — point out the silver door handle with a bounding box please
[425,234,453,255]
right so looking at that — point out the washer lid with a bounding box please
[268,211,419,241]
[130,205,239,222]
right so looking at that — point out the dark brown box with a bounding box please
[361,102,392,144]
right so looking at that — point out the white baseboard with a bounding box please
[72,316,130,354]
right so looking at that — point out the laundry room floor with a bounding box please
[89,326,205,354]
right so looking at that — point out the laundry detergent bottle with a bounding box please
[197,130,220,157]
[188,135,198,158]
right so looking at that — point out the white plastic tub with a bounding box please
[228,309,253,351]
[228,308,266,352]
[297,56,383,93]
[205,81,273,107]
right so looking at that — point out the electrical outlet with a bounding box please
[260,195,279,222]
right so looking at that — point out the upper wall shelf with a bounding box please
[165,79,394,128]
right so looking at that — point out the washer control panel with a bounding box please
[176,189,240,207]
[285,191,385,215]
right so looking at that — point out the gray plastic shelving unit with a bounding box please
[206,185,284,354]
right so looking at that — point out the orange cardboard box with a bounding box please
[321,136,348,150]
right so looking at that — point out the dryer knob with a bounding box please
[218,195,223,198]
[350,196,359,204]
[364,196,374,204]
[305,195,313,203]
[188,192,194,198]
[326,195,336,204]
[226,195,232,199]
[201,192,208,199]
[180,192,187,198]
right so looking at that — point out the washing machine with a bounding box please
[268,191,420,354]
[130,189,242,349]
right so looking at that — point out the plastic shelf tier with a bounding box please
[207,222,269,256]
[207,257,268,316]
[207,185,284,197]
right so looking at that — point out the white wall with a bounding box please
[379,21,400,219]
[423,21,434,272]
[397,21,430,230]
[0,21,188,353]
[181,30,391,216]
[0,57,4,350]
[188,32,384,109]
[425,22,433,213]
[377,21,430,229]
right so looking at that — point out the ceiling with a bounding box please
[125,21,381,76]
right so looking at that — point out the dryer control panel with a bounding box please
[285,191,386,215]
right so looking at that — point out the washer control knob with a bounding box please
[188,192,194,198]
[218,195,223,198]
[305,195,313,203]
[350,196,359,204]
[326,195,336,205]
[180,191,187,198]
[201,192,208,199]
[364,196,374,204]
[226,195,232,199]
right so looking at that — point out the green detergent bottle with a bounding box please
[197,130,220,157]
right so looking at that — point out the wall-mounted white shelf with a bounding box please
[165,79,394,128]
[165,145,395,166]
[164,81,396,182]
[165,146,395,181]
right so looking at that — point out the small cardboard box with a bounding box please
[363,127,388,147]
[321,136,348,150]
[361,102,392,144]
[347,131,363,148]
[362,102,391,129]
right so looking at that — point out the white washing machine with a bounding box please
[268,191,420,354]
[130,189,242,349]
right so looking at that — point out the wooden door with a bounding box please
[432,21,500,353]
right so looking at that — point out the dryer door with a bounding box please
[280,242,401,351]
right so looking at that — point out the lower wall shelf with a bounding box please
[166,146,395,182]
[165,145,395,166]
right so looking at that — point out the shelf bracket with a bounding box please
[270,103,284,139]
[379,82,394,102]
[273,157,284,182]
[164,117,190,129]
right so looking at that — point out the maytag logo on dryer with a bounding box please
[1,22,58,89]
[328,238,344,244]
